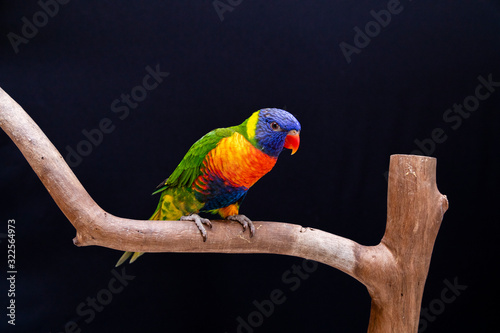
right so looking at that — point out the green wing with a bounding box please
[152,127,235,195]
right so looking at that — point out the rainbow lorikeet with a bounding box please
[116,108,301,266]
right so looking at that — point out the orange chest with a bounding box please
[202,133,277,189]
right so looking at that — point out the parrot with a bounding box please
[116,108,301,266]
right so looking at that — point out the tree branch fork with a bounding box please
[0,87,448,333]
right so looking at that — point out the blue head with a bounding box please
[250,108,301,158]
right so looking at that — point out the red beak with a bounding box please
[284,130,300,155]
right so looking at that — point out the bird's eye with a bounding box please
[270,122,281,131]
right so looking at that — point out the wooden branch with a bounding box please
[0,87,448,333]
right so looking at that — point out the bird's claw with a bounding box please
[227,214,255,237]
[181,214,212,242]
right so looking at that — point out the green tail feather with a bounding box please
[115,251,133,267]
[114,205,160,267]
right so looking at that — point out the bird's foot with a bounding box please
[180,214,212,242]
[227,214,255,237]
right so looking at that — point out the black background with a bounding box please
[1,1,499,332]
